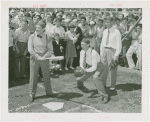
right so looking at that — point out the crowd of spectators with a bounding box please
[9,8,142,84]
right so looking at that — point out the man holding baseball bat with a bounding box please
[28,21,54,102]
[76,39,109,104]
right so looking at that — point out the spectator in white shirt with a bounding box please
[15,20,31,79]
[100,17,122,91]
[51,18,65,39]
[45,14,54,38]
[126,23,142,70]
[76,39,109,104]
[135,24,142,71]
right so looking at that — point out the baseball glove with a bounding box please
[74,66,85,77]
[109,59,118,70]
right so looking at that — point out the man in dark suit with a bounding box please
[52,33,65,71]
[72,19,83,68]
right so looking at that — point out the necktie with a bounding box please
[106,29,110,46]
[83,52,86,68]
[37,35,42,38]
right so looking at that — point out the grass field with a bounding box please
[9,66,142,113]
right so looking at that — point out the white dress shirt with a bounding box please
[51,25,65,37]
[101,26,122,57]
[15,28,30,43]
[78,24,90,37]
[96,26,104,38]
[80,48,100,72]
[45,23,54,38]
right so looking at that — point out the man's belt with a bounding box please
[17,41,27,44]
[105,47,115,50]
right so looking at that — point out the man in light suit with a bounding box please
[100,17,122,91]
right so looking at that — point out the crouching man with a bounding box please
[76,39,109,104]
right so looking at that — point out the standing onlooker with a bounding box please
[78,17,89,38]
[126,16,139,69]
[64,25,79,70]
[100,17,122,91]
[52,33,65,71]
[45,14,54,38]
[26,13,35,33]
[96,19,105,54]
[113,18,120,29]
[33,15,42,30]
[51,18,65,39]
[15,12,25,29]
[41,12,45,21]
[118,13,124,22]
[118,17,131,67]
[73,19,83,68]
[88,21,98,52]
[9,25,16,82]
[15,20,30,79]
[136,24,142,71]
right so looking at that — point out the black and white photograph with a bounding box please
[8,7,143,113]
[2,1,150,121]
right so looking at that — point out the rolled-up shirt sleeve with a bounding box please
[28,34,40,59]
[43,37,54,58]
[86,51,97,72]
[80,50,84,69]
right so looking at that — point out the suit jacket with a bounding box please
[52,39,64,56]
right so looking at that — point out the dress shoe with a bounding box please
[70,66,74,70]
[65,67,68,71]
[29,96,35,102]
[100,96,109,104]
[77,83,84,88]
[110,88,115,91]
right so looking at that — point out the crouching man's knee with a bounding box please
[93,71,101,80]
[93,75,99,80]
[76,76,84,86]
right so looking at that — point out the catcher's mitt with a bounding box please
[74,66,84,77]
[109,59,118,70]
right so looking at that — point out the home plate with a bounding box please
[43,102,64,111]
[65,105,103,113]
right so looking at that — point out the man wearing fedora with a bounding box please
[76,39,109,104]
